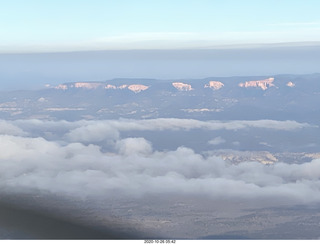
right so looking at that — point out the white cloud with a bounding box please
[0,120,27,136]
[66,121,120,143]
[1,119,320,205]
[268,21,320,27]
[64,118,312,134]
[116,138,153,156]
[10,118,311,145]
[3,29,320,53]
[208,137,226,146]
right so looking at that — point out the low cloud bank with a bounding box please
[0,119,319,204]
[9,118,313,144]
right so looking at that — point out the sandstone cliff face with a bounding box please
[128,84,149,93]
[56,82,103,90]
[238,78,275,90]
[105,84,117,89]
[204,81,224,90]
[55,82,149,93]
[172,82,193,91]
[105,84,149,93]
[118,84,128,89]
[217,151,278,165]
[286,81,295,87]
[55,84,68,90]
[54,77,296,93]
[74,82,104,89]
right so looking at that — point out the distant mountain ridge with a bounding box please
[51,73,319,92]
[0,73,319,122]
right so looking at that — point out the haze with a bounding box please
[1,45,320,90]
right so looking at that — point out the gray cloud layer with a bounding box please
[10,118,313,142]
[1,119,319,204]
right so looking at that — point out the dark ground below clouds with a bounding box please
[1,191,320,239]
[0,192,144,239]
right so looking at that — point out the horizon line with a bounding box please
[1,41,320,55]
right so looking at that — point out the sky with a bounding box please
[1,0,320,89]
[1,0,320,52]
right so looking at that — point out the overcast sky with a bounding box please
[1,0,320,52]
